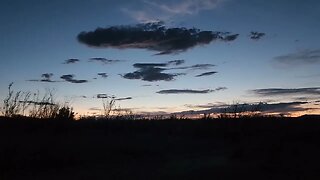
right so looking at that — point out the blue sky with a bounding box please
[1,0,320,116]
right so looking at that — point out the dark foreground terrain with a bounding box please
[1,116,320,180]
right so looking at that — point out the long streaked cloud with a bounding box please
[115,97,133,101]
[89,58,122,65]
[27,73,59,83]
[274,49,320,66]
[195,71,217,77]
[157,87,226,94]
[77,22,239,55]
[95,94,132,101]
[18,100,56,106]
[252,87,320,96]
[60,74,88,84]
[180,101,314,115]
[170,64,216,70]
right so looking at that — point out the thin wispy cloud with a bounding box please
[18,100,56,106]
[195,71,217,77]
[274,49,320,66]
[123,0,226,22]
[157,87,226,94]
[60,74,88,84]
[143,0,225,15]
[78,22,239,55]
[115,97,133,101]
[28,73,58,83]
[170,64,216,70]
[89,58,122,65]
[251,87,320,96]
[63,58,80,64]
[95,94,132,101]
[179,101,312,115]
[168,59,185,65]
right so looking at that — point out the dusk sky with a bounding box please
[1,0,320,117]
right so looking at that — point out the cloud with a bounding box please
[168,59,185,65]
[27,73,58,83]
[180,101,313,115]
[122,0,226,22]
[122,67,181,81]
[60,74,88,84]
[97,73,108,78]
[274,49,320,66]
[122,62,185,81]
[64,58,80,64]
[250,31,265,40]
[122,60,216,82]
[115,97,133,101]
[157,87,226,94]
[170,63,216,70]
[19,100,56,106]
[195,71,217,77]
[96,94,115,99]
[252,87,320,96]
[89,58,122,65]
[89,107,102,111]
[144,0,225,15]
[41,73,53,79]
[77,22,239,55]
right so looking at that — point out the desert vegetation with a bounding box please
[1,84,320,180]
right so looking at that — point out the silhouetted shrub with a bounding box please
[56,107,74,121]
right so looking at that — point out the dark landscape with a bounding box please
[1,116,320,180]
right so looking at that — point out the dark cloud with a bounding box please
[122,62,184,81]
[41,73,53,79]
[168,59,185,65]
[77,22,239,55]
[274,49,320,66]
[19,100,56,106]
[181,101,312,115]
[250,31,265,40]
[170,64,215,70]
[97,73,108,78]
[60,74,88,84]
[157,87,226,94]
[64,58,80,64]
[89,58,122,65]
[115,97,133,101]
[28,73,58,83]
[218,32,239,41]
[133,63,168,68]
[96,94,115,99]
[252,87,320,96]
[195,71,217,77]
[122,60,214,82]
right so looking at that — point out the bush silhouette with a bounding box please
[56,106,74,120]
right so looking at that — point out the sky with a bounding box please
[1,0,320,117]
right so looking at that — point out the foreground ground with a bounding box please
[1,116,320,180]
